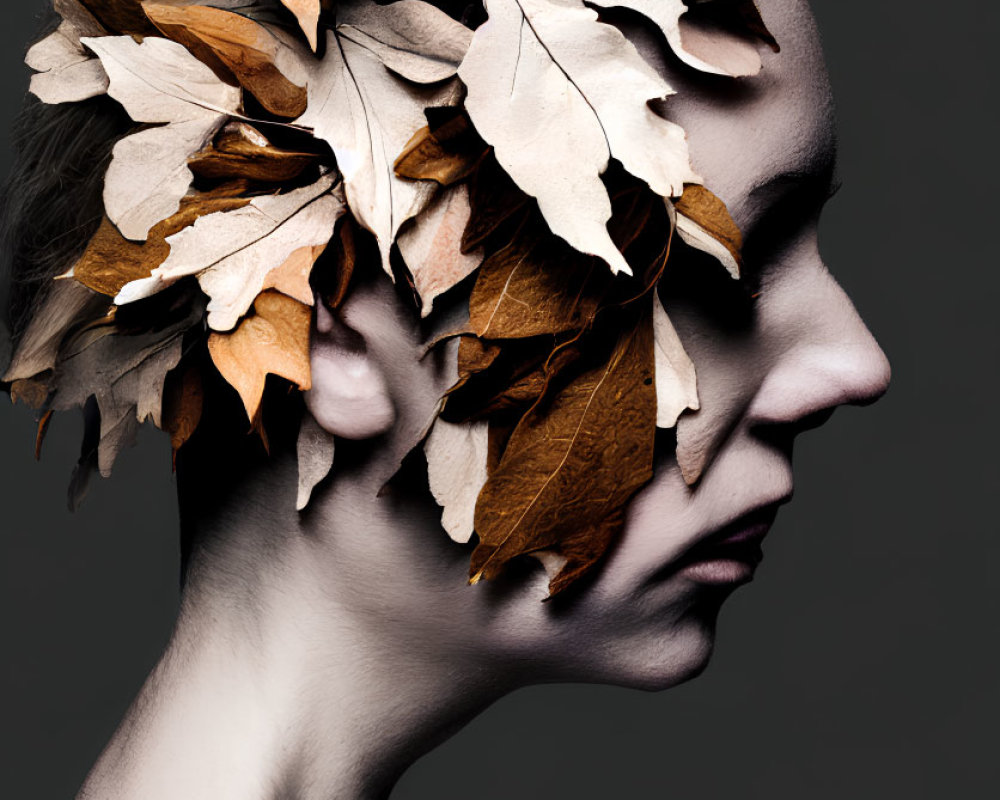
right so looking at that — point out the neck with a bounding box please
[78,463,508,800]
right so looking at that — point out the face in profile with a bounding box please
[288,0,890,693]
[2,0,890,793]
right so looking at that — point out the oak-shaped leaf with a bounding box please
[459,0,699,275]
[115,172,344,331]
[26,1,108,104]
[82,34,242,241]
[74,181,253,298]
[50,293,206,476]
[295,0,472,275]
[470,302,657,596]
[207,290,312,421]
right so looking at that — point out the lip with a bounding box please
[652,499,789,587]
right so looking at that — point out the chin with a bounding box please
[559,607,722,692]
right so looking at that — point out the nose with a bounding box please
[746,267,891,429]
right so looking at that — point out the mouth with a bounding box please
[671,502,786,586]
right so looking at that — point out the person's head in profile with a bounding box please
[1,0,890,797]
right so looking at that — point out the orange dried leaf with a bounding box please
[35,410,55,461]
[279,0,321,51]
[261,243,327,306]
[207,290,312,421]
[143,2,309,118]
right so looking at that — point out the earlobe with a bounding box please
[304,300,396,439]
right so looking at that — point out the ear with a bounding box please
[304,299,395,440]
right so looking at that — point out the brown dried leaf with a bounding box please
[79,0,158,35]
[162,363,204,458]
[674,184,743,278]
[207,290,312,421]
[74,183,252,297]
[394,110,489,187]
[143,1,310,118]
[470,303,657,595]
[10,378,52,410]
[189,122,318,183]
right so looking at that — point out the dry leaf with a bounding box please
[262,244,328,306]
[143,2,310,118]
[296,408,336,510]
[162,364,204,458]
[207,290,312,421]
[74,184,252,297]
[398,184,484,318]
[78,0,159,34]
[10,378,52,410]
[35,410,56,461]
[394,110,488,187]
[674,184,743,278]
[279,0,322,51]
[424,417,489,544]
[115,173,344,331]
[189,122,318,183]
[336,0,473,83]
[82,34,242,240]
[470,303,656,595]
[459,0,698,275]
[26,8,108,105]
[653,291,698,428]
[3,280,110,383]
[51,297,205,476]
[296,0,471,274]
[591,0,769,78]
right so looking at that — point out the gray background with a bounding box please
[2,2,997,798]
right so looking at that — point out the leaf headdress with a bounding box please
[3,0,778,595]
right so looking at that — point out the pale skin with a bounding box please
[78,2,891,798]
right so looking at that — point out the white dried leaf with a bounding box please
[676,211,741,279]
[296,2,466,275]
[27,19,108,104]
[424,417,489,544]
[653,291,699,429]
[589,0,764,78]
[115,174,345,331]
[398,184,484,318]
[296,409,336,511]
[459,0,699,275]
[337,0,473,83]
[81,35,242,241]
